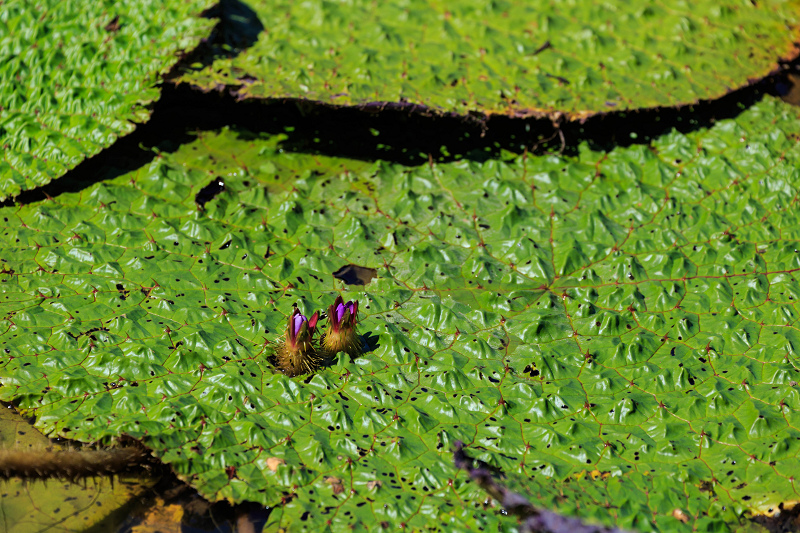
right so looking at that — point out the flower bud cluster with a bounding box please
[274,296,362,377]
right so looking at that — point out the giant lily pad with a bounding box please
[2,96,800,531]
[0,0,216,200]
[177,0,800,117]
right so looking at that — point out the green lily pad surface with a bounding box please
[178,0,800,117]
[0,0,215,200]
[2,96,800,531]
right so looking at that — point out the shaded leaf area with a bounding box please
[0,476,155,533]
[12,73,782,211]
[1,97,800,531]
[0,403,53,452]
[0,0,216,200]
[0,407,157,532]
[177,0,800,117]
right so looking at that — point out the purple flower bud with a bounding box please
[335,301,356,325]
[323,297,361,357]
[293,314,307,336]
[278,309,322,377]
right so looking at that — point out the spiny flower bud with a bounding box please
[275,308,322,377]
[322,296,361,357]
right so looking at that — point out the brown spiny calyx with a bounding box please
[275,308,322,377]
[322,296,361,357]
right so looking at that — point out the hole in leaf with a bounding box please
[333,264,376,286]
[195,177,225,209]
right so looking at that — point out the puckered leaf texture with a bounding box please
[178,0,800,117]
[0,0,215,200]
[2,97,800,531]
